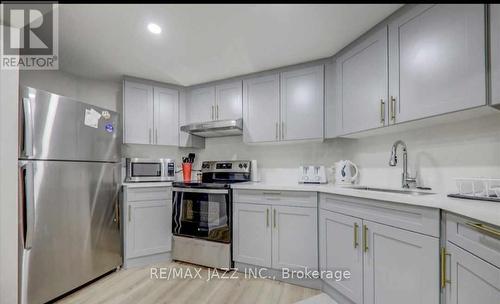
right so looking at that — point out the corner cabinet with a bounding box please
[388,4,486,123]
[336,27,388,135]
[444,213,500,304]
[243,65,324,143]
[123,186,172,268]
[492,4,500,106]
[319,193,440,304]
[233,190,318,271]
[123,80,179,146]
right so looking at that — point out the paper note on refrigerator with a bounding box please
[84,108,102,128]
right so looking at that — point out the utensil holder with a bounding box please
[182,163,192,182]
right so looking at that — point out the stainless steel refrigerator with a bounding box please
[18,86,122,304]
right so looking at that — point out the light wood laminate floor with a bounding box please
[57,262,321,304]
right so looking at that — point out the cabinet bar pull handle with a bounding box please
[216,104,219,120]
[440,247,451,288]
[380,99,385,124]
[281,122,285,140]
[128,205,131,222]
[363,224,368,252]
[266,209,269,227]
[211,106,214,120]
[149,128,152,144]
[390,96,396,122]
[354,223,359,248]
[155,129,158,144]
[273,209,277,229]
[275,122,279,140]
[466,222,500,238]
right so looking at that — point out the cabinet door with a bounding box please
[216,81,242,120]
[446,242,500,304]
[242,74,280,143]
[280,65,324,141]
[154,87,179,146]
[319,209,363,304]
[123,81,154,144]
[126,200,172,259]
[337,27,388,135]
[272,205,318,270]
[363,220,439,304]
[186,86,215,123]
[233,203,272,267]
[492,4,500,105]
[389,4,486,123]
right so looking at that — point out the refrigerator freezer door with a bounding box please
[19,87,121,162]
[20,160,122,304]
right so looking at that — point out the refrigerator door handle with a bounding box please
[24,162,35,249]
[22,98,34,158]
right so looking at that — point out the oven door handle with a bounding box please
[172,187,229,194]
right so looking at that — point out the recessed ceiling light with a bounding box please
[147,23,162,34]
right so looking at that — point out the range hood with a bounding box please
[180,118,243,138]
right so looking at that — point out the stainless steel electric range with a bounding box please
[171,160,252,269]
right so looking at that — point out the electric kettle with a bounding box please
[334,160,359,185]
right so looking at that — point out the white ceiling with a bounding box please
[59,4,402,86]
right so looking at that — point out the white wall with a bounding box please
[19,70,121,111]
[0,26,19,304]
[20,70,500,194]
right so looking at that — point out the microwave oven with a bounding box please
[125,158,175,182]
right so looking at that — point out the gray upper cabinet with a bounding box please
[280,65,324,141]
[336,27,388,135]
[389,4,486,123]
[123,80,180,146]
[243,74,280,143]
[154,87,179,146]
[492,4,500,105]
[215,81,243,120]
[186,86,215,123]
[324,61,338,138]
[123,81,154,144]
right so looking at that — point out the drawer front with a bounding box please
[126,187,172,202]
[234,189,317,208]
[319,193,440,237]
[446,213,500,268]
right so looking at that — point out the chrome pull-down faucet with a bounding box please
[389,140,417,189]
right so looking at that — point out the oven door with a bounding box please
[172,188,231,243]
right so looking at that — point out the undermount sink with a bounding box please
[346,186,436,196]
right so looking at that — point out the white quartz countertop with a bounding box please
[122,182,173,188]
[231,182,500,227]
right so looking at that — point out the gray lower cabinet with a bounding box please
[123,80,180,146]
[389,4,486,123]
[444,213,500,304]
[233,203,272,267]
[492,4,500,106]
[123,186,172,268]
[319,194,440,304]
[336,26,388,135]
[233,190,318,271]
[445,243,500,304]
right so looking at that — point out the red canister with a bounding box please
[182,163,192,182]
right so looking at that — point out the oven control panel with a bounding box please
[201,160,251,173]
